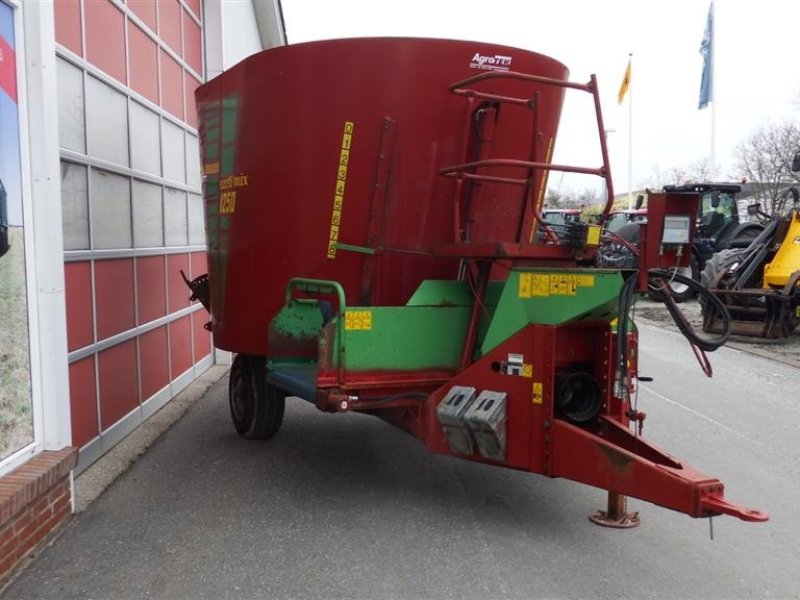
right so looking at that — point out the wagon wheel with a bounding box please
[229,354,285,439]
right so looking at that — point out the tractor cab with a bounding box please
[699,186,739,241]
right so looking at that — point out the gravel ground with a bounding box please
[633,296,800,368]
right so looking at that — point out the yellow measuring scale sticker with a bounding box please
[327,121,354,258]
[344,310,372,331]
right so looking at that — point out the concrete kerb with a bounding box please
[73,365,230,513]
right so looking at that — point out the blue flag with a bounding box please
[698,2,713,109]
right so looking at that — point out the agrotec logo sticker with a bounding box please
[469,52,512,71]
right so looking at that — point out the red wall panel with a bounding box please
[192,311,212,362]
[169,316,193,378]
[64,261,94,352]
[136,255,167,325]
[184,72,200,128]
[189,251,207,279]
[127,21,159,105]
[98,340,139,429]
[54,0,83,56]
[95,259,135,340]
[158,0,182,56]
[185,0,202,21]
[166,253,191,313]
[183,11,202,74]
[139,326,169,400]
[85,0,127,84]
[160,50,184,120]
[69,358,99,448]
[128,0,157,33]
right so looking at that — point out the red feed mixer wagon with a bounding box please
[188,37,766,527]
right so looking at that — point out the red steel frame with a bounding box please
[306,66,766,524]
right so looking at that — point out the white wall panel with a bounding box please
[164,187,188,246]
[185,133,201,188]
[132,180,164,248]
[85,76,129,167]
[187,193,205,245]
[130,102,161,176]
[91,170,132,249]
[161,121,185,183]
[56,58,85,153]
[60,162,89,250]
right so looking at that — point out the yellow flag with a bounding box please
[617,58,631,104]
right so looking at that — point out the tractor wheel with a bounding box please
[700,249,746,290]
[698,248,746,313]
[647,254,700,303]
[229,354,285,439]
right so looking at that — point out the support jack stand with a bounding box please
[590,492,640,529]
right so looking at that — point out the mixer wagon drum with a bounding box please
[195,37,568,356]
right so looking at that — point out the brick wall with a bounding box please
[0,448,78,584]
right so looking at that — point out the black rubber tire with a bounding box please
[647,254,700,303]
[229,354,285,440]
[698,248,746,314]
[700,248,745,290]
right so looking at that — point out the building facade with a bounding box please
[0,0,284,582]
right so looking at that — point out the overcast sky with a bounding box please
[281,0,800,196]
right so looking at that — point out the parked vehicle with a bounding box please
[700,153,800,338]
[599,183,764,302]
[605,207,647,233]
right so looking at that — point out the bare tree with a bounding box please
[734,121,800,215]
[687,158,713,182]
[543,189,563,209]
[664,165,688,186]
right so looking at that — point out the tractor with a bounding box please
[700,153,800,339]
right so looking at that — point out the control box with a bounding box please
[640,190,699,291]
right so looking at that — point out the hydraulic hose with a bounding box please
[647,269,731,351]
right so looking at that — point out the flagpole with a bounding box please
[699,1,715,174]
[709,3,716,176]
[627,53,633,209]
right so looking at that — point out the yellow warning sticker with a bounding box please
[550,274,578,296]
[531,274,550,297]
[345,310,372,331]
[519,272,596,298]
[532,382,543,404]
[586,225,602,246]
[518,273,532,298]
[522,364,533,378]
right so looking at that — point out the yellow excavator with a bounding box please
[700,152,800,339]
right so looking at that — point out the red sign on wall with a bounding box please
[0,34,17,103]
